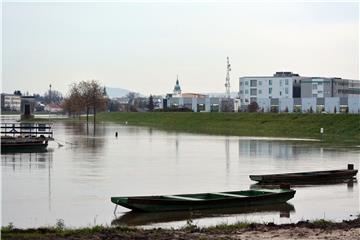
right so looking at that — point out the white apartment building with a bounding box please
[239,72,302,107]
[1,94,21,112]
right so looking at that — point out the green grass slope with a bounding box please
[96,112,360,144]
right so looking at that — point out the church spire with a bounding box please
[173,75,182,95]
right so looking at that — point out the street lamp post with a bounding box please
[48,84,52,121]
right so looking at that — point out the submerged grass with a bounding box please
[95,112,360,144]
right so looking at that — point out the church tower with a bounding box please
[173,75,182,95]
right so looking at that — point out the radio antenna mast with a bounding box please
[225,57,231,98]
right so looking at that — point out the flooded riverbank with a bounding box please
[1,120,359,228]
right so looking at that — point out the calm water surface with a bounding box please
[2,120,359,228]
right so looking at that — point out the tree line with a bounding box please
[63,80,107,122]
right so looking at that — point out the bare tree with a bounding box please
[63,80,107,122]
[44,89,63,104]
[63,83,84,117]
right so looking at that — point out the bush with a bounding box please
[247,102,259,112]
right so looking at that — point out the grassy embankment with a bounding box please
[96,112,360,144]
[2,217,359,240]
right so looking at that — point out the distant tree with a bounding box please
[148,95,154,112]
[63,83,84,117]
[79,80,107,123]
[108,99,120,112]
[44,89,63,104]
[13,90,22,96]
[247,102,259,112]
[103,87,107,97]
[334,106,337,114]
[63,80,107,121]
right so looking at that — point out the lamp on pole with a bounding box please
[48,84,52,121]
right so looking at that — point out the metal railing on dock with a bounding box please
[1,123,53,139]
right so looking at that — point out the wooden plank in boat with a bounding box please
[212,192,247,198]
[163,195,204,201]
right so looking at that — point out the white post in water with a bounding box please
[320,128,324,141]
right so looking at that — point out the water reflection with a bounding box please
[250,179,357,190]
[112,203,295,227]
[2,150,54,211]
[237,139,359,161]
[2,149,53,171]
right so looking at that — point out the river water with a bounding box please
[1,118,359,228]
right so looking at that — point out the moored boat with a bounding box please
[1,122,53,153]
[111,188,296,212]
[249,164,358,184]
[1,136,49,152]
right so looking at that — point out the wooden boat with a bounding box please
[1,136,48,152]
[112,202,295,226]
[249,165,358,184]
[111,188,296,212]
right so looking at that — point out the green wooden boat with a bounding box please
[250,165,358,184]
[111,188,296,212]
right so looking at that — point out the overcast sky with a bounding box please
[2,1,359,96]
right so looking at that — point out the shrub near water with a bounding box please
[96,112,360,144]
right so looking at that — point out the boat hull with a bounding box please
[1,137,48,153]
[111,189,296,212]
[249,169,358,184]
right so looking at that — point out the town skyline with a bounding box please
[3,2,358,96]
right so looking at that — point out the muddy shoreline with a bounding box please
[2,217,359,240]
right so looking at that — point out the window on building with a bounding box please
[280,80,283,86]
[269,88,272,94]
[245,81,249,86]
[285,79,289,85]
[250,89,257,95]
[258,90,262,94]
[269,80,272,85]
[245,89,249,94]
[250,80,257,87]
[312,94,317,98]
[259,81,262,86]
[245,99,249,102]
[240,90,243,94]
[280,91,282,96]
[240,82,243,86]
[250,97,257,103]
[312,84,317,90]
[285,88,288,94]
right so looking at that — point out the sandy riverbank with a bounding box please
[2,217,359,240]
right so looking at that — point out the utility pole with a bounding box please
[48,84,52,122]
[225,57,231,98]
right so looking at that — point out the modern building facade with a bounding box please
[239,72,360,113]
[301,77,360,98]
[239,72,302,108]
